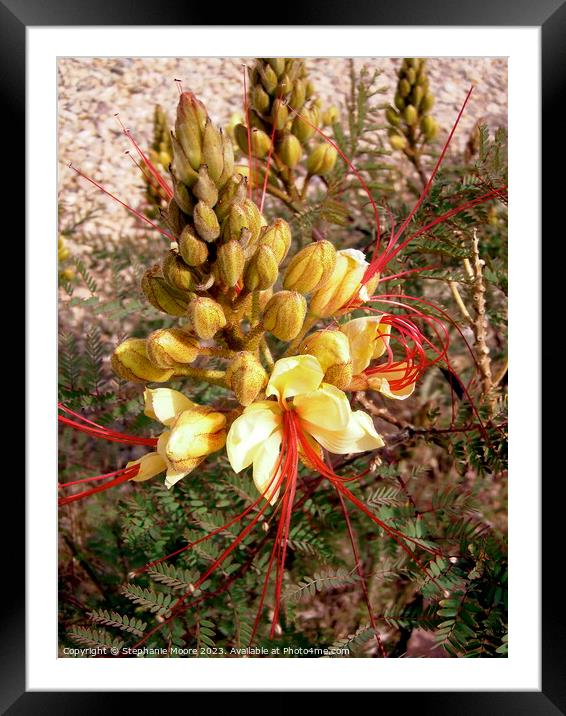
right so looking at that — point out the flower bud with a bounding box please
[202,119,224,184]
[385,106,401,127]
[175,92,207,171]
[403,105,418,126]
[215,240,245,288]
[279,134,302,169]
[283,239,337,294]
[411,85,424,108]
[306,143,337,176]
[267,58,286,77]
[216,131,235,189]
[170,132,199,187]
[252,84,271,114]
[399,78,411,97]
[263,290,307,341]
[394,93,405,111]
[260,219,292,263]
[141,266,192,316]
[389,132,408,151]
[278,73,292,95]
[172,177,194,215]
[215,173,247,221]
[166,407,227,471]
[309,249,369,318]
[405,67,417,85]
[322,106,339,126]
[187,297,226,339]
[244,245,278,291]
[111,338,173,383]
[291,110,316,143]
[225,352,268,406]
[234,125,272,159]
[260,64,278,94]
[242,199,263,246]
[162,250,197,292]
[420,115,438,140]
[193,165,219,207]
[146,328,201,369]
[299,330,353,389]
[178,226,209,266]
[271,99,289,130]
[421,93,435,112]
[340,316,390,375]
[290,80,306,111]
[193,200,221,242]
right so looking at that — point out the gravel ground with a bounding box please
[58,57,507,240]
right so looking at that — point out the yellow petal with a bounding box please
[127,451,167,482]
[340,316,390,374]
[303,408,384,454]
[266,355,324,403]
[226,401,282,473]
[252,430,283,505]
[166,409,226,465]
[144,388,196,426]
[294,383,351,431]
[367,362,416,400]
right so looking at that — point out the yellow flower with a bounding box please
[309,249,370,318]
[340,315,391,375]
[367,361,417,400]
[127,388,227,488]
[226,355,384,504]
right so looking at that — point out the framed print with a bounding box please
[11,0,556,709]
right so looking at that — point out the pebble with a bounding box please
[58,57,507,241]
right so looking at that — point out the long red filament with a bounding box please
[68,164,177,242]
[59,464,140,505]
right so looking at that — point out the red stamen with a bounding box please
[68,163,177,242]
[59,464,140,506]
[58,405,158,448]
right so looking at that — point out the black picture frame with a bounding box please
[13,0,555,709]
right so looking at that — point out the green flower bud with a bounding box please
[421,93,435,112]
[386,106,401,127]
[305,79,315,98]
[279,133,302,168]
[193,200,220,242]
[283,239,337,294]
[244,245,278,291]
[278,73,292,95]
[291,110,316,143]
[405,67,417,85]
[141,266,192,316]
[225,351,268,406]
[267,58,286,77]
[263,290,307,341]
[260,64,278,94]
[322,106,339,126]
[389,133,408,151]
[112,338,173,383]
[187,297,227,339]
[146,328,201,369]
[175,92,207,171]
[222,203,249,244]
[216,130,235,189]
[260,218,292,263]
[252,84,271,114]
[420,115,438,140]
[306,144,337,176]
[178,226,209,266]
[193,165,219,207]
[234,124,272,159]
[290,79,306,111]
[399,78,411,97]
[241,198,263,248]
[394,93,405,111]
[216,173,247,222]
[272,99,289,130]
[201,119,224,185]
[215,240,245,288]
[172,177,194,215]
[165,196,188,236]
[170,132,199,187]
[403,104,418,126]
[162,250,197,292]
[411,85,424,109]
